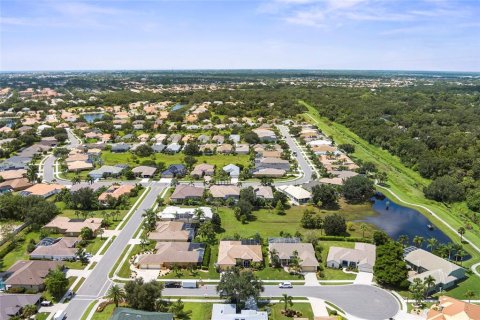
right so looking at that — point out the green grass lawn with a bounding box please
[302,101,480,266]
[73,277,85,292]
[86,237,107,254]
[183,302,213,320]
[35,313,49,320]
[65,260,85,269]
[91,304,115,320]
[0,230,41,270]
[270,302,314,320]
[436,274,480,300]
[101,151,251,170]
[118,245,143,278]
[217,202,378,240]
[61,170,91,181]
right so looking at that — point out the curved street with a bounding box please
[163,284,400,320]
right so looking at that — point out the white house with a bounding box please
[211,304,267,320]
[277,185,311,205]
[158,206,213,221]
[326,243,376,273]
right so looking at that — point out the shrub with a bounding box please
[202,245,211,268]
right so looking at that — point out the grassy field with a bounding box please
[86,237,107,254]
[101,151,251,169]
[183,302,214,320]
[270,302,314,320]
[434,274,480,300]
[217,202,378,240]
[91,304,115,320]
[35,313,49,320]
[118,245,143,278]
[302,101,480,267]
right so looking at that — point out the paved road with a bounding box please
[43,129,81,184]
[274,124,313,186]
[64,183,167,320]
[163,284,399,320]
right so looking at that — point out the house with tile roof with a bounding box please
[217,240,263,270]
[4,260,64,292]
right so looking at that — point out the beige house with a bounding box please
[20,183,64,198]
[148,221,194,242]
[209,185,240,200]
[170,185,205,203]
[0,169,26,181]
[136,242,205,269]
[190,163,215,178]
[29,237,78,260]
[98,184,134,202]
[44,217,103,237]
[326,243,376,273]
[4,260,64,292]
[217,241,263,270]
[269,242,319,272]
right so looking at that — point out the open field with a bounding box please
[217,202,378,240]
[101,151,251,169]
[302,101,480,267]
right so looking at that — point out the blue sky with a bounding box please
[1,0,479,71]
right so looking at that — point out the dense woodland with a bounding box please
[304,85,480,209]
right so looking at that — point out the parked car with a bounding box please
[164,281,181,288]
[65,290,75,299]
[278,281,293,288]
[40,300,52,307]
[54,309,66,320]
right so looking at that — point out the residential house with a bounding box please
[20,183,64,198]
[136,242,205,269]
[29,237,78,260]
[89,165,123,179]
[132,166,157,178]
[252,128,276,142]
[255,157,290,171]
[148,221,194,242]
[152,143,166,153]
[109,308,173,320]
[168,134,182,143]
[165,143,182,153]
[111,142,131,153]
[4,260,64,292]
[212,135,225,145]
[200,144,217,154]
[209,185,240,200]
[67,160,93,172]
[427,296,480,320]
[158,206,213,221]
[191,163,215,178]
[229,134,241,144]
[276,185,311,205]
[211,304,268,320]
[216,144,233,154]
[254,186,274,200]
[217,240,263,270]
[197,134,210,144]
[252,168,286,178]
[161,164,186,178]
[0,178,32,193]
[268,239,319,272]
[170,185,205,203]
[326,243,376,273]
[235,144,250,155]
[404,248,466,291]
[0,294,42,320]
[98,184,134,202]
[0,169,26,181]
[223,164,240,178]
[44,216,103,237]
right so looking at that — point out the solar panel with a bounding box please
[268,237,301,244]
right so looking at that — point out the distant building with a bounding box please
[276,185,311,205]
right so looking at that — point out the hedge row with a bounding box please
[317,236,372,243]
[202,244,211,268]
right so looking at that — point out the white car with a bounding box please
[278,281,293,288]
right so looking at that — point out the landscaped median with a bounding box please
[301,101,480,267]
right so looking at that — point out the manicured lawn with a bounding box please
[0,230,41,270]
[36,313,49,320]
[270,302,314,320]
[42,276,77,303]
[80,300,98,320]
[65,260,85,269]
[118,245,143,278]
[86,237,107,254]
[302,102,480,266]
[100,236,116,255]
[91,303,115,320]
[183,302,213,320]
[61,170,91,181]
[217,202,377,240]
[255,267,303,280]
[73,277,85,292]
[438,274,480,300]
[101,151,251,170]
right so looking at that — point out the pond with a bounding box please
[82,113,104,123]
[171,103,185,111]
[359,195,453,248]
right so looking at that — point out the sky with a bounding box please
[1,0,479,71]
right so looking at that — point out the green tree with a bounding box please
[323,214,346,236]
[413,236,424,248]
[107,284,126,307]
[409,278,426,306]
[45,268,69,299]
[458,227,466,242]
[124,278,164,311]
[80,227,95,240]
[168,299,192,320]
[359,223,368,238]
[22,304,38,318]
[24,163,39,183]
[311,184,338,208]
[424,176,465,203]
[423,275,436,297]
[342,175,374,203]
[465,290,476,303]
[280,293,293,312]
[374,241,408,288]
[217,268,264,310]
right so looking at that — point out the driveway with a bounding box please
[163,284,400,320]
[354,272,374,285]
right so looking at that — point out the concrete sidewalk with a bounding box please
[307,297,329,317]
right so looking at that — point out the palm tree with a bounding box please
[446,242,455,260]
[455,249,466,264]
[413,236,424,248]
[426,238,438,252]
[72,175,81,185]
[280,293,293,312]
[465,290,476,303]
[423,275,436,297]
[24,163,39,183]
[171,178,179,188]
[22,304,38,318]
[458,227,466,242]
[398,235,409,248]
[107,284,126,307]
[193,208,205,221]
[359,224,367,238]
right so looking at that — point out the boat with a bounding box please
[427,224,434,230]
